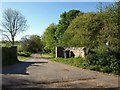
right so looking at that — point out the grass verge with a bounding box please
[49,57,118,75]
[50,57,87,68]
[18,56,30,62]
[41,53,53,59]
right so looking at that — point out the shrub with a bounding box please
[100,66,112,73]
[21,35,42,53]
[86,47,119,74]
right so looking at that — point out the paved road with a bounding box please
[1,54,119,88]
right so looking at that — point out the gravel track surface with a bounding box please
[1,54,119,88]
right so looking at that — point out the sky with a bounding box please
[1,2,114,41]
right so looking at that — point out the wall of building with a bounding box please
[65,47,86,58]
[55,47,64,58]
[55,47,86,58]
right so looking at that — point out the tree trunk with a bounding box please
[12,37,15,45]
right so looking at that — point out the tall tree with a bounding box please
[55,10,82,46]
[42,23,57,53]
[2,8,27,45]
[98,3,119,52]
[63,12,102,48]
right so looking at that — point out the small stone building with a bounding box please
[65,47,86,58]
[56,47,86,58]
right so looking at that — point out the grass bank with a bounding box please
[41,53,54,59]
[18,56,30,62]
[50,57,87,68]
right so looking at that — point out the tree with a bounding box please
[41,10,82,53]
[97,2,104,12]
[86,3,120,74]
[97,3,119,52]
[42,23,57,53]
[55,10,82,46]
[63,12,102,48]
[21,35,42,53]
[2,8,27,45]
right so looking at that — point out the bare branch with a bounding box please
[2,8,27,45]
[2,33,12,43]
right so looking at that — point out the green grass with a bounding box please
[18,56,30,62]
[41,53,53,59]
[18,51,31,57]
[0,43,7,47]
[50,57,87,68]
[41,53,86,68]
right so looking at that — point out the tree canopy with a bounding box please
[42,3,119,56]
[21,35,42,53]
[55,10,82,46]
[63,12,102,48]
[42,23,57,53]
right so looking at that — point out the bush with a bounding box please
[86,47,119,74]
[89,65,100,71]
[21,35,42,53]
[100,66,112,73]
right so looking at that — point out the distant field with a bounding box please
[0,42,21,46]
[0,42,22,51]
[1,42,30,64]
[0,43,7,47]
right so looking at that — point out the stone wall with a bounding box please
[55,47,64,58]
[55,46,86,58]
[65,47,86,58]
[2,46,18,66]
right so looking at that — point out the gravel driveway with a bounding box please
[1,54,119,88]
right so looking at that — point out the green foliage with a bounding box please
[17,44,23,52]
[42,23,57,53]
[63,12,102,48]
[41,53,54,59]
[42,10,81,52]
[55,10,82,46]
[17,51,31,57]
[18,56,30,61]
[86,47,119,74]
[21,35,42,53]
[42,3,119,75]
[62,3,119,74]
[97,8,119,52]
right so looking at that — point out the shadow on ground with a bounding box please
[2,61,48,75]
